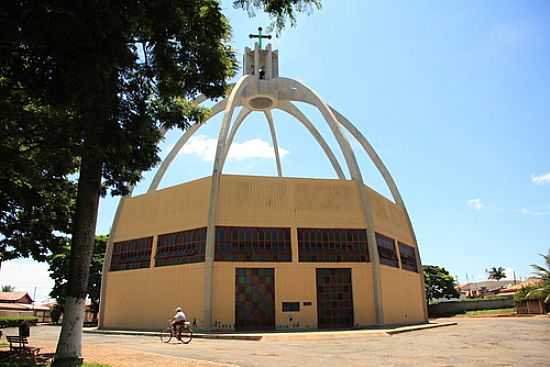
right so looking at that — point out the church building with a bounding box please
[98,34,428,331]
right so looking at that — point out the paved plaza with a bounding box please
[6,317,550,367]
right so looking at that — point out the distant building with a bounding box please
[0,291,50,321]
[458,280,516,298]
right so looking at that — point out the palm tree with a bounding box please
[486,266,507,280]
[527,250,550,303]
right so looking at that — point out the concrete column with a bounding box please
[149,235,158,268]
[98,193,131,328]
[264,110,283,177]
[99,91,227,328]
[291,227,299,264]
[266,44,273,80]
[330,107,429,323]
[203,75,252,329]
[277,78,384,326]
[254,43,260,78]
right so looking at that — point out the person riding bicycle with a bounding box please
[170,307,188,336]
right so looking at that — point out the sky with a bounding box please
[2,1,549,302]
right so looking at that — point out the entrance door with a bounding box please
[235,268,275,331]
[316,268,354,328]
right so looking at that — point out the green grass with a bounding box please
[463,307,515,316]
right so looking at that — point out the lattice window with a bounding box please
[375,232,398,268]
[155,227,206,267]
[110,236,153,271]
[297,228,369,262]
[215,226,291,262]
[398,242,418,272]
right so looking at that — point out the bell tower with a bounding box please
[243,27,278,80]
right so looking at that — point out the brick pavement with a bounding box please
[9,316,550,367]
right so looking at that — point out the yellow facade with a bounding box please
[102,175,426,330]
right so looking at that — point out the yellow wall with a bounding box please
[102,174,425,330]
[381,266,425,324]
[114,177,211,241]
[103,263,205,330]
[211,262,375,330]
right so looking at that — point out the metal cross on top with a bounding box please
[249,27,272,49]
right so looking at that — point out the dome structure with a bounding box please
[99,40,428,331]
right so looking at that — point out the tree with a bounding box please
[1,1,320,365]
[486,266,507,280]
[423,265,460,303]
[525,250,550,303]
[1,285,15,292]
[0,81,78,263]
[48,236,107,322]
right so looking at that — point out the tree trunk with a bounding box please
[52,145,102,367]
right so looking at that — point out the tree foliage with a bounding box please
[233,0,321,34]
[525,250,550,303]
[1,1,320,364]
[423,265,460,303]
[0,77,77,262]
[1,285,16,292]
[486,266,507,281]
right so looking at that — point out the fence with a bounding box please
[428,298,514,317]
[515,299,548,314]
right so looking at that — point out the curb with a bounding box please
[83,329,262,341]
[84,322,457,341]
[384,322,458,335]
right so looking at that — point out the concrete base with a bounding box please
[85,321,456,341]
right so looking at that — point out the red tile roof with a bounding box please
[0,291,32,303]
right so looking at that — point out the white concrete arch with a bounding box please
[98,89,232,328]
[203,74,253,328]
[221,107,252,167]
[100,74,428,328]
[276,101,346,179]
[147,99,229,193]
[264,110,283,177]
[275,77,384,325]
[329,107,428,321]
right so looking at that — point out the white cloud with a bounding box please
[467,199,483,210]
[179,135,289,162]
[531,172,550,185]
[520,208,547,216]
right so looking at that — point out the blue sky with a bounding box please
[3,1,549,301]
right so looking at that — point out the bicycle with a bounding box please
[160,321,193,344]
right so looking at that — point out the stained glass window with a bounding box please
[215,226,291,262]
[297,228,369,262]
[375,232,398,268]
[155,227,206,267]
[398,242,418,272]
[110,236,153,271]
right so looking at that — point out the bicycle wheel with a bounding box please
[179,327,193,344]
[160,327,173,343]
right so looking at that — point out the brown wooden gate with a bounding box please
[316,268,354,328]
[235,268,275,331]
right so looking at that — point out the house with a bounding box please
[0,291,51,321]
[458,280,516,298]
[497,279,549,315]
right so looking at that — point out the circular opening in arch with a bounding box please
[248,96,274,110]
